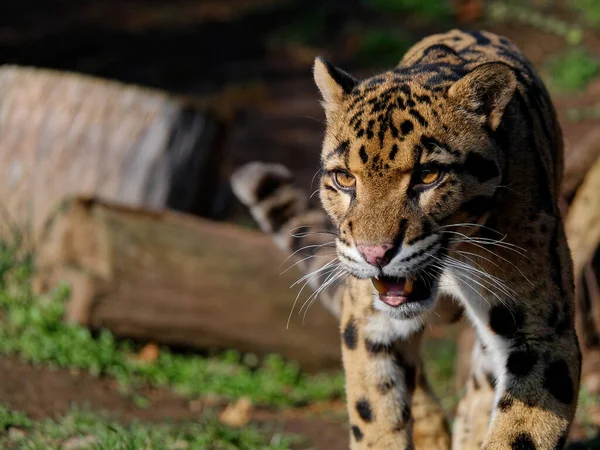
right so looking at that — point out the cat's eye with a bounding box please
[417,167,441,185]
[332,171,356,190]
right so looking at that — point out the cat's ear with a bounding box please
[313,57,357,115]
[448,62,517,131]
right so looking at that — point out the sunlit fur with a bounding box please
[233,29,580,450]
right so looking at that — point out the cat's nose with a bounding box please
[357,243,394,267]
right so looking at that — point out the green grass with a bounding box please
[356,30,412,67]
[422,334,458,413]
[488,2,583,46]
[572,0,600,26]
[0,243,344,408]
[0,404,298,450]
[544,47,600,93]
[366,0,451,20]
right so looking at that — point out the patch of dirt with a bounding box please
[0,356,194,423]
[0,356,349,449]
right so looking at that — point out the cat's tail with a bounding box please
[230,162,342,319]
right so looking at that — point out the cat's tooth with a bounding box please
[404,277,414,295]
[371,277,387,294]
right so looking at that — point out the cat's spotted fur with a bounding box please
[231,29,580,449]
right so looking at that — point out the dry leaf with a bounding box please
[137,343,160,362]
[62,435,99,449]
[454,0,484,23]
[219,396,253,427]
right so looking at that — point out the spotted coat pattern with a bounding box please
[231,29,580,450]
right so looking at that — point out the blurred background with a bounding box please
[0,0,600,448]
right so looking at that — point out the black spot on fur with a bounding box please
[511,432,537,450]
[389,144,399,161]
[400,120,414,136]
[333,140,350,158]
[338,236,350,247]
[377,379,396,394]
[389,121,399,138]
[359,145,368,164]
[489,305,525,337]
[255,174,288,202]
[507,349,538,377]
[356,399,373,422]
[462,153,500,182]
[419,43,462,62]
[543,359,574,404]
[497,395,514,411]
[343,318,358,350]
[409,109,428,127]
[450,308,464,323]
[371,155,381,170]
[351,425,363,441]
[267,199,296,233]
[366,119,375,139]
[415,94,431,104]
[469,30,492,46]
[365,340,393,354]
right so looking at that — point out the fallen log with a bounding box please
[566,155,600,278]
[563,129,600,201]
[0,65,228,245]
[565,155,600,392]
[34,197,341,372]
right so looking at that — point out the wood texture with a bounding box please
[34,197,341,371]
[565,155,600,392]
[566,156,600,277]
[563,129,600,201]
[0,65,226,245]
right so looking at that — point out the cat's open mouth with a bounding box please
[371,275,433,307]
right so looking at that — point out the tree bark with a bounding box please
[34,197,341,372]
[0,66,228,246]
